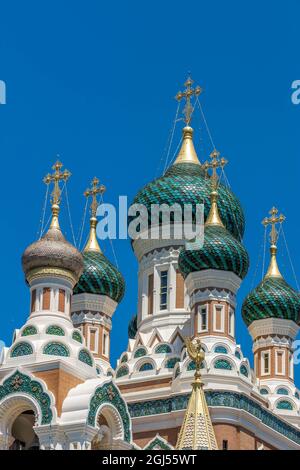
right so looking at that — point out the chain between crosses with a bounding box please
[262,207,285,246]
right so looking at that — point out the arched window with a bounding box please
[214,359,233,370]
[116,366,129,378]
[165,357,180,369]
[276,400,293,411]
[43,342,69,357]
[134,347,146,359]
[277,388,289,396]
[46,325,65,336]
[235,350,241,359]
[139,362,154,372]
[214,346,228,354]
[295,392,299,399]
[11,342,33,358]
[78,349,93,367]
[72,330,83,343]
[155,344,172,354]
[21,326,37,337]
[260,388,269,395]
[240,365,249,377]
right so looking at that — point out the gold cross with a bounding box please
[262,207,285,245]
[175,76,202,125]
[43,160,71,206]
[84,177,106,218]
[203,149,228,189]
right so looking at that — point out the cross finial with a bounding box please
[203,149,228,190]
[262,207,285,246]
[175,76,203,125]
[43,159,71,207]
[84,177,106,218]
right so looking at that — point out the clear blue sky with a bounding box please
[0,1,299,384]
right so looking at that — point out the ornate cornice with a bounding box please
[128,390,300,445]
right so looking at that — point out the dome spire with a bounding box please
[203,149,228,227]
[176,336,218,450]
[43,159,71,230]
[262,207,285,279]
[174,76,202,165]
[83,177,106,253]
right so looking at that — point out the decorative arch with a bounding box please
[43,342,69,357]
[78,349,93,367]
[21,326,38,337]
[46,325,65,336]
[277,387,289,396]
[144,435,173,450]
[235,349,241,359]
[155,344,172,354]
[72,330,83,344]
[10,342,33,358]
[134,347,147,359]
[87,381,131,443]
[214,358,233,371]
[116,365,129,379]
[120,354,128,363]
[276,399,294,411]
[214,345,228,354]
[164,357,180,369]
[240,364,249,377]
[139,362,154,372]
[0,370,54,426]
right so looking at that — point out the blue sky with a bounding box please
[0,1,300,383]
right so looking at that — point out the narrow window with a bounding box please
[160,270,168,310]
[214,305,224,332]
[176,270,184,308]
[103,332,109,356]
[89,328,97,352]
[58,289,65,313]
[199,306,208,332]
[222,440,228,450]
[42,288,51,310]
[148,273,154,315]
[263,352,270,374]
[276,350,284,374]
[229,309,234,336]
[31,289,37,313]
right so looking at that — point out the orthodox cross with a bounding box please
[262,207,285,246]
[175,76,202,125]
[203,149,228,190]
[84,177,106,218]
[43,160,71,206]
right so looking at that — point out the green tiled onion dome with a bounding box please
[128,314,137,339]
[178,225,249,280]
[242,276,300,327]
[74,251,125,303]
[130,162,245,241]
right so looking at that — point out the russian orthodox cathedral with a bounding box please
[0,77,300,451]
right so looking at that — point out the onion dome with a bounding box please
[178,152,249,280]
[130,126,245,241]
[128,314,137,339]
[242,208,300,327]
[73,178,125,303]
[22,162,83,285]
